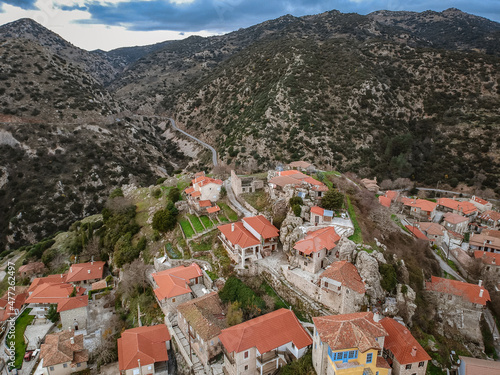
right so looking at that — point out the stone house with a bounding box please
[218,215,279,268]
[312,312,391,375]
[57,296,88,332]
[26,279,85,318]
[442,213,469,235]
[361,178,380,192]
[40,329,88,375]
[318,261,365,314]
[437,198,478,218]
[478,210,500,229]
[152,263,204,314]
[118,325,171,375]
[18,262,45,280]
[416,222,446,246]
[293,227,340,274]
[268,170,327,201]
[458,356,500,374]
[425,276,490,343]
[469,229,500,253]
[380,317,430,375]
[184,172,223,203]
[400,198,437,221]
[231,170,264,196]
[219,308,312,375]
[177,292,227,366]
[379,195,392,208]
[469,196,493,213]
[309,206,334,225]
[473,250,500,277]
[65,261,105,288]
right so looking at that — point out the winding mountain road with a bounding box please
[168,118,218,167]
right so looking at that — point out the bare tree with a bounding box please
[380,179,394,190]
[119,259,149,300]
[81,237,100,261]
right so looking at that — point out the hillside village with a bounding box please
[1,160,500,375]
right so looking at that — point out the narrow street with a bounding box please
[224,179,253,217]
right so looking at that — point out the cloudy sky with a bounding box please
[0,0,499,51]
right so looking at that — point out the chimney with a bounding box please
[88,270,91,274]
[373,312,381,322]
[479,280,483,287]
[411,346,417,357]
[61,274,63,278]
[231,223,234,232]
[70,337,74,345]
[91,256,94,265]
[480,289,484,298]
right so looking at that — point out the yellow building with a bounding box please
[312,312,391,375]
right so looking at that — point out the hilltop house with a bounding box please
[469,229,500,253]
[469,196,493,213]
[184,171,223,203]
[40,329,88,375]
[219,308,312,375]
[177,292,227,366]
[318,261,365,314]
[287,160,316,173]
[442,213,469,235]
[312,312,391,375]
[416,222,446,246]
[478,210,500,229]
[400,198,437,221]
[474,251,500,277]
[58,296,89,332]
[268,170,327,200]
[152,263,204,314]
[65,261,105,287]
[230,170,264,196]
[218,215,279,268]
[380,317,431,375]
[361,178,379,192]
[425,276,490,343]
[18,262,45,280]
[309,206,334,225]
[118,325,171,375]
[293,227,340,274]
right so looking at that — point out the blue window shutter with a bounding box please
[367,353,373,364]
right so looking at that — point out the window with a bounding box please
[324,281,329,288]
[348,350,357,359]
[419,361,425,367]
[244,351,249,359]
[172,298,176,302]
[244,365,248,370]
[211,340,214,346]
[77,363,81,368]
[366,353,373,364]
[63,364,68,368]
[406,364,412,370]
[50,367,54,371]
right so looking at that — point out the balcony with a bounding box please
[222,347,235,365]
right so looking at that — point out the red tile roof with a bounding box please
[437,198,477,215]
[386,191,398,201]
[207,205,220,214]
[198,200,212,208]
[0,291,27,322]
[118,325,170,371]
[218,222,260,249]
[191,191,201,197]
[184,187,195,195]
[474,250,500,266]
[378,196,391,207]
[268,175,301,188]
[294,227,340,255]
[57,296,88,312]
[279,170,309,178]
[459,356,500,375]
[289,161,312,169]
[443,212,469,224]
[377,356,392,369]
[479,210,500,222]
[471,196,490,205]
[219,308,312,354]
[418,222,445,236]
[313,312,387,353]
[192,176,223,187]
[321,261,365,294]
[401,198,437,213]
[310,206,324,216]
[66,261,105,283]
[40,330,88,367]
[405,225,430,240]
[152,263,202,300]
[312,184,329,192]
[28,274,67,293]
[380,318,431,365]
[91,279,108,290]
[26,283,85,304]
[425,276,490,305]
[242,215,279,239]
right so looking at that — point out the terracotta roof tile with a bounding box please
[184,187,195,194]
[386,191,398,201]
[18,262,45,274]
[313,312,387,353]
[198,200,212,208]
[279,170,309,178]
[219,309,312,354]
[437,198,477,215]
[289,161,312,169]
[57,296,88,312]
[177,292,227,341]
[377,356,392,369]
[378,196,391,207]
[405,225,430,241]
[26,283,85,304]
[152,263,202,300]
[294,227,340,255]
[268,175,301,188]
[207,205,220,214]
[479,210,500,222]
[0,291,27,322]
[425,276,490,305]
[40,330,88,367]
[459,356,500,375]
[218,222,260,249]
[66,261,105,283]
[242,215,279,239]
[28,274,67,293]
[418,222,445,236]
[118,325,170,371]
[191,191,201,197]
[471,196,490,205]
[443,212,469,224]
[91,279,108,290]
[310,206,324,216]
[401,198,437,213]
[320,261,365,294]
[474,250,500,266]
[380,318,431,365]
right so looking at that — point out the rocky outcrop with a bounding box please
[336,237,357,262]
[396,284,417,324]
[355,251,385,301]
[279,214,304,254]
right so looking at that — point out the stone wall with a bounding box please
[231,170,242,197]
[60,306,88,331]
